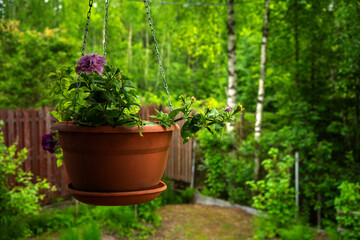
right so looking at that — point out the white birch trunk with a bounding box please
[127,23,133,71]
[254,0,270,181]
[226,0,237,131]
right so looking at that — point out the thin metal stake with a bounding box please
[295,152,300,216]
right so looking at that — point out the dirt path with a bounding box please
[149,204,254,240]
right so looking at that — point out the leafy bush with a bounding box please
[198,129,253,205]
[26,200,161,239]
[335,181,360,239]
[247,148,296,239]
[0,20,76,109]
[278,224,315,240]
[26,175,197,239]
[0,120,52,239]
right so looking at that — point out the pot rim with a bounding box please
[51,121,178,133]
[67,181,167,196]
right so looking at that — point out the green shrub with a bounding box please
[26,201,161,239]
[198,130,253,204]
[180,187,197,203]
[278,224,315,240]
[334,181,360,239]
[247,148,296,239]
[0,121,51,239]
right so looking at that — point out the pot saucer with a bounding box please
[67,181,167,206]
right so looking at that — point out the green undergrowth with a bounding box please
[27,201,159,240]
[24,177,196,240]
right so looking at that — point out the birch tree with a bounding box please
[254,0,270,180]
[226,0,237,131]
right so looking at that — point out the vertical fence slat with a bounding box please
[23,110,31,172]
[39,109,45,180]
[7,110,15,146]
[15,110,21,147]
[44,108,52,201]
[30,109,38,182]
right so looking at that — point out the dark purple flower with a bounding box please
[75,53,107,75]
[42,134,59,154]
[225,106,233,112]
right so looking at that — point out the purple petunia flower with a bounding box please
[75,53,107,75]
[42,134,59,154]
[225,106,233,112]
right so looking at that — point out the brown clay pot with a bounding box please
[52,122,176,192]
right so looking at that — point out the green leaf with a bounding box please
[85,107,105,125]
[126,81,137,88]
[145,121,159,126]
[84,90,108,104]
[121,122,138,128]
[169,107,186,119]
[56,159,63,167]
[68,81,87,91]
[207,108,219,118]
[103,65,111,73]
[80,72,90,80]
[121,74,129,80]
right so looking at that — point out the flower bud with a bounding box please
[225,106,233,112]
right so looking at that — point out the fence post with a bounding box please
[190,139,196,188]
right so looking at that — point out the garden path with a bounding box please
[149,204,253,240]
[148,204,330,240]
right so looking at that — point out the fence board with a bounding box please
[0,107,193,203]
[23,110,31,172]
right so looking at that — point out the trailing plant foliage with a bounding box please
[335,181,360,239]
[247,148,296,239]
[50,65,143,129]
[49,57,244,144]
[0,121,52,239]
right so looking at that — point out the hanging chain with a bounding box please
[72,0,93,118]
[144,0,173,110]
[103,0,109,57]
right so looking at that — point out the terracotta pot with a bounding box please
[52,122,176,192]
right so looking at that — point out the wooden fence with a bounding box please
[0,107,193,203]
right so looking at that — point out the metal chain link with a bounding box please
[143,0,173,110]
[72,0,93,117]
[103,0,109,57]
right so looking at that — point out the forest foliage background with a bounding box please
[0,0,359,234]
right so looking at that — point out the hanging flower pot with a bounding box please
[51,122,176,205]
[42,0,244,206]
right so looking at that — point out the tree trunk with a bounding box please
[316,191,321,229]
[294,0,299,88]
[127,23,133,71]
[226,0,237,131]
[254,0,270,181]
[355,75,359,162]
